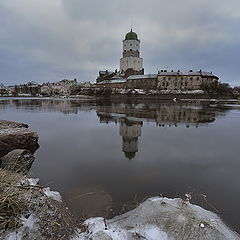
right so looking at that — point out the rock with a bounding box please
[1,149,35,173]
[0,120,28,130]
[0,120,39,158]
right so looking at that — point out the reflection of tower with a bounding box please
[119,118,142,160]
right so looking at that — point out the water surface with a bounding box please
[0,98,240,232]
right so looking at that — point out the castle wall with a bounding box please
[120,56,143,72]
[157,74,218,90]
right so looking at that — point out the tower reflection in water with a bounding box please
[119,118,142,160]
[97,103,216,160]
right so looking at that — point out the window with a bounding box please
[130,49,132,51]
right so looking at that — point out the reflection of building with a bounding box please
[119,118,142,160]
[1,99,87,114]
[97,112,142,160]
[155,105,215,126]
[96,102,217,159]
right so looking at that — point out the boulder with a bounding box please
[1,149,35,173]
[0,120,28,129]
[0,120,39,158]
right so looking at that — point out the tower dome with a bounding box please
[125,29,138,40]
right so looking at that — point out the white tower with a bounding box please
[120,29,144,77]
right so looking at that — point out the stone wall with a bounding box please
[157,74,218,90]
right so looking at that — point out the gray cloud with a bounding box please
[0,0,240,86]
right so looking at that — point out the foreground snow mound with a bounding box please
[74,197,239,240]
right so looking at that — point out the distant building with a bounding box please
[40,79,77,96]
[0,84,8,95]
[96,29,219,90]
[40,85,52,95]
[127,70,218,90]
[7,82,41,96]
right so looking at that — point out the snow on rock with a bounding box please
[43,187,62,202]
[73,197,240,240]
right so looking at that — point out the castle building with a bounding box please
[120,29,144,78]
[96,29,219,90]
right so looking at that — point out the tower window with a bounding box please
[130,49,132,51]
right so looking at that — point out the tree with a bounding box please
[200,81,233,96]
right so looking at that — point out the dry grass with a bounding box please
[0,170,26,230]
[0,169,84,239]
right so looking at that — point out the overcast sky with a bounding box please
[0,0,240,86]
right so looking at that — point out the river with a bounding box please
[0,97,240,232]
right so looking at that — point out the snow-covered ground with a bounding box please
[72,197,240,240]
[2,176,239,240]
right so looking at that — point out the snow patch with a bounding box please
[72,197,239,240]
[43,187,62,202]
[27,178,39,186]
[3,215,38,240]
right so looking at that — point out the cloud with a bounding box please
[0,0,240,86]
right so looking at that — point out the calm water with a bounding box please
[1,98,240,231]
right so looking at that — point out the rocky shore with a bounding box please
[0,120,39,159]
[0,120,239,240]
[0,120,81,240]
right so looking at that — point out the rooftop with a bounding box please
[157,70,218,78]
[127,74,158,80]
[125,29,138,40]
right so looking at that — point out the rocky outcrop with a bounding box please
[0,120,28,130]
[1,149,35,173]
[0,120,39,158]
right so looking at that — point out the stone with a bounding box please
[0,120,39,158]
[0,120,28,130]
[1,149,35,172]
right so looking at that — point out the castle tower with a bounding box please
[120,29,144,78]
